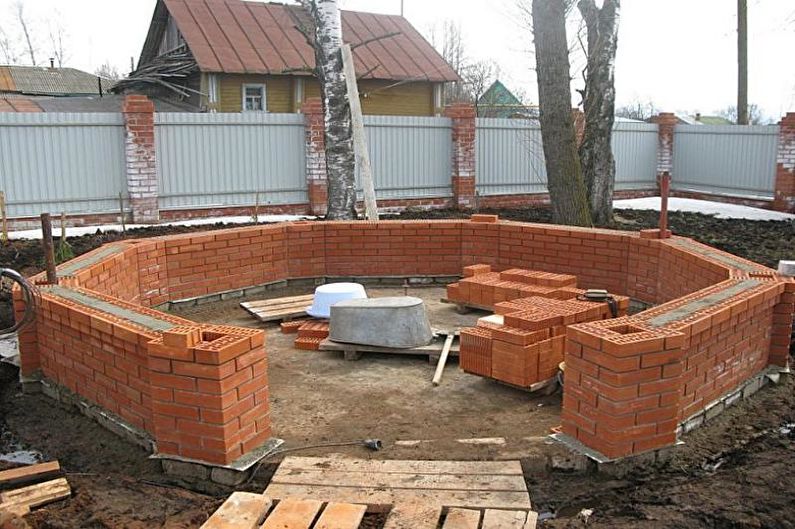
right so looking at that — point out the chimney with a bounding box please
[49,58,55,68]
[695,112,701,122]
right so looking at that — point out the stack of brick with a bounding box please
[460,293,629,388]
[447,265,580,308]
[294,321,330,351]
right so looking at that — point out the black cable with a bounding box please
[0,268,39,336]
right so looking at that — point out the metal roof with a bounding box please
[0,66,114,96]
[149,0,459,82]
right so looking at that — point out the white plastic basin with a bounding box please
[306,283,367,318]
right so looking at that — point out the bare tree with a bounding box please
[14,1,37,66]
[615,99,658,121]
[95,62,121,81]
[578,0,620,225]
[718,103,767,125]
[0,26,18,65]
[737,0,748,124]
[48,18,68,67]
[300,0,356,220]
[530,0,591,226]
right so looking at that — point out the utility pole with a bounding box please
[400,0,404,16]
[737,0,748,125]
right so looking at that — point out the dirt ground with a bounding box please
[170,285,563,461]
[0,207,793,528]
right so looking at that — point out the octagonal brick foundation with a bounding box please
[14,216,794,465]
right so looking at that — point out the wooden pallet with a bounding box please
[440,298,493,314]
[241,294,315,323]
[202,494,537,529]
[318,333,459,362]
[264,457,532,515]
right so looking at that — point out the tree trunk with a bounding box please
[532,0,591,227]
[737,0,748,125]
[304,0,357,219]
[578,0,620,226]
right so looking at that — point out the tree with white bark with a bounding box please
[577,0,620,225]
[14,1,38,66]
[300,0,357,220]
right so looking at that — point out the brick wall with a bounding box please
[122,96,159,224]
[17,216,794,464]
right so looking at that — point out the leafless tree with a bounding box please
[615,99,658,121]
[95,62,121,81]
[578,0,620,225]
[529,0,591,226]
[718,103,767,125]
[14,1,37,66]
[48,18,68,67]
[300,0,356,220]
[0,26,18,65]
[463,59,500,105]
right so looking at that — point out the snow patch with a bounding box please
[614,197,795,222]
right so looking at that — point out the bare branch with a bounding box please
[351,31,400,50]
[14,1,37,66]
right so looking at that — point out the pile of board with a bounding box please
[0,461,70,518]
[456,265,629,389]
[446,264,583,309]
[281,320,330,351]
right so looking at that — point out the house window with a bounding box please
[243,84,266,112]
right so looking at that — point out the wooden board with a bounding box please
[482,509,528,529]
[313,502,367,529]
[260,498,323,529]
[241,294,315,322]
[265,457,531,513]
[0,462,61,490]
[382,502,442,529]
[200,492,271,529]
[319,336,459,360]
[0,477,70,512]
[442,508,482,529]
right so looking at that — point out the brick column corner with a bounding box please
[773,112,795,213]
[649,112,678,182]
[302,97,328,216]
[572,108,586,146]
[122,95,159,224]
[444,103,477,209]
[147,324,270,466]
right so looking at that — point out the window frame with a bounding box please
[242,83,267,112]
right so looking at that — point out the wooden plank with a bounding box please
[0,462,61,490]
[263,484,532,512]
[382,502,441,529]
[319,339,459,357]
[432,334,456,385]
[442,508,481,529]
[482,509,527,529]
[200,492,271,529]
[523,511,539,529]
[277,457,524,476]
[241,295,314,309]
[271,469,527,492]
[313,502,367,529]
[260,498,323,529]
[0,477,70,511]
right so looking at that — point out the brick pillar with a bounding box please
[773,113,795,213]
[122,95,159,223]
[572,108,586,146]
[445,103,476,209]
[12,287,39,378]
[563,319,685,459]
[147,325,270,466]
[770,284,794,368]
[649,112,678,184]
[302,98,328,216]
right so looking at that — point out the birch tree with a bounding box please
[578,0,620,225]
[301,0,357,220]
[531,0,592,226]
[14,1,37,66]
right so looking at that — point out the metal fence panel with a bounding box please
[612,122,659,190]
[476,118,547,196]
[359,115,452,199]
[0,113,126,218]
[673,125,779,198]
[155,113,307,209]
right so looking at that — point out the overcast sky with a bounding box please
[1,0,793,119]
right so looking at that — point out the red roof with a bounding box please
[157,0,459,82]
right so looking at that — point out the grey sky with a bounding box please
[1,0,793,119]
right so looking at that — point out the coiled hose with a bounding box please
[1,268,39,336]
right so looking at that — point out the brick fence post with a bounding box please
[122,95,159,224]
[444,103,476,209]
[302,98,328,216]
[649,112,678,188]
[572,108,586,146]
[773,113,795,213]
